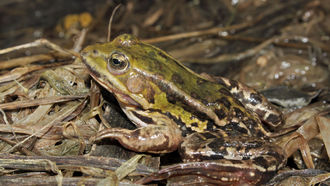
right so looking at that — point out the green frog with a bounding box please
[81,34,286,185]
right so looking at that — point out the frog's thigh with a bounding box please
[179,132,285,171]
[214,76,283,128]
[94,124,183,154]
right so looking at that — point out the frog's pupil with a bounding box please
[112,58,121,66]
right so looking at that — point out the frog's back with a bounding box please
[127,43,263,136]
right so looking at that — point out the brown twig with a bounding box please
[0,153,155,174]
[0,95,86,110]
[107,4,121,42]
[141,1,301,44]
[0,52,71,70]
[141,22,250,44]
[0,39,79,58]
[182,35,285,64]
[219,35,330,53]
[181,35,330,64]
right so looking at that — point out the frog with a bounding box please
[81,34,286,185]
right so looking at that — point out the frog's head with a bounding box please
[81,34,190,109]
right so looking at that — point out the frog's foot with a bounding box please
[93,124,183,154]
[276,109,330,169]
[276,131,314,169]
[135,161,277,185]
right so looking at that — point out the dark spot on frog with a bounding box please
[265,149,283,163]
[130,129,142,140]
[206,140,228,158]
[223,122,249,135]
[266,114,281,125]
[241,156,250,160]
[233,95,245,107]
[257,131,266,138]
[233,107,245,119]
[196,78,206,85]
[227,159,247,165]
[166,93,177,104]
[218,88,231,97]
[207,121,215,130]
[164,111,192,136]
[148,50,157,58]
[243,119,257,130]
[191,92,209,105]
[207,138,226,148]
[249,93,262,106]
[131,111,154,124]
[191,122,198,127]
[154,77,170,91]
[231,91,241,98]
[200,132,218,139]
[214,108,226,120]
[244,140,264,153]
[232,92,245,104]
[152,60,163,71]
[207,153,225,160]
[229,79,239,90]
[271,152,285,166]
[145,86,155,104]
[243,119,267,138]
[253,156,270,169]
[157,51,169,60]
[215,77,227,86]
[217,97,231,109]
[190,92,198,99]
[255,109,266,118]
[171,73,184,84]
[190,110,211,122]
[193,133,208,144]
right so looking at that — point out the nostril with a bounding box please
[92,49,98,55]
[81,51,88,57]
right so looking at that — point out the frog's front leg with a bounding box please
[94,121,183,154]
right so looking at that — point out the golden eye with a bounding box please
[107,52,129,74]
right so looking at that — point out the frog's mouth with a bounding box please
[85,71,139,109]
[91,73,141,106]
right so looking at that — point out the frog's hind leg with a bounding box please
[202,74,283,129]
[136,160,277,185]
[179,132,286,171]
[137,131,286,185]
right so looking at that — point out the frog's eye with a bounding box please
[107,52,129,74]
